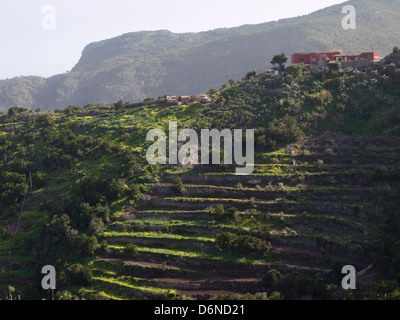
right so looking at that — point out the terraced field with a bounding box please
[83,132,400,300]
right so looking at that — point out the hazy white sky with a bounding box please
[0,0,347,79]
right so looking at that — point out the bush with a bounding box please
[243,71,256,80]
[263,269,281,287]
[73,234,99,255]
[278,273,328,298]
[213,205,225,219]
[73,177,127,205]
[285,64,304,78]
[7,106,28,118]
[32,171,48,188]
[77,203,110,229]
[268,115,304,143]
[213,205,237,221]
[69,264,93,286]
[37,113,53,126]
[215,232,271,256]
[124,244,139,258]
[0,171,28,205]
[89,217,104,235]
[126,184,142,200]
[328,63,340,71]
[64,105,81,115]
[172,177,187,195]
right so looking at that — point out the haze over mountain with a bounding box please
[0,0,399,110]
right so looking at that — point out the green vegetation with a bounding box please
[270,53,288,67]
[1,49,400,301]
[215,232,272,256]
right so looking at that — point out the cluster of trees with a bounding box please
[0,171,28,206]
[212,205,237,221]
[215,232,272,256]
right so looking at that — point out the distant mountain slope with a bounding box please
[1,0,400,110]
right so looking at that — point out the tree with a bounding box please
[64,105,81,114]
[124,244,139,258]
[268,114,304,143]
[7,106,28,120]
[213,205,225,219]
[228,79,236,87]
[271,53,288,66]
[173,177,187,195]
[114,100,125,109]
[244,71,256,80]
[285,64,304,78]
[69,264,93,285]
[73,234,99,255]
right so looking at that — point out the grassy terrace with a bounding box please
[92,275,177,297]
[2,56,400,300]
[81,138,395,299]
[100,231,215,243]
[106,244,269,265]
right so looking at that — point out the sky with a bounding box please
[0,0,347,79]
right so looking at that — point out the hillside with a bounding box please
[1,52,400,300]
[1,0,400,110]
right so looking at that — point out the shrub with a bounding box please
[127,184,142,200]
[69,264,93,286]
[225,207,238,220]
[328,63,340,71]
[89,217,104,235]
[268,115,304,143]
[215,232,271,256]
[124,244,139,258]
[73,177,127,205]
[78,202,110,228]
[73,234,99,255]
[7,106,28,118]
[32,171,48,188]
[37,113,53,126]
[324,148,336,157]
[114,100,125,109]
[0,171,28,205]
[236,183,243,189]
[263,269,281,287]
[213,205,225,219]
[172,177,187,195]
[243,71,256,80]
[213,206,237,221]
[64,105,81,114]
[285,64,304,78]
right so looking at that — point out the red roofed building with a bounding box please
[291,51,381,65]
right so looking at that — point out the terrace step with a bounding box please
[151,184,390,203]
[127,210,214,220]
[140,196,378,220]
[102,235,213,249]
[147,277,264,294]
[110,223,232,235]
[165,172,393,187]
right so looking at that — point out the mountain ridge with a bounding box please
[1,0,399,110]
